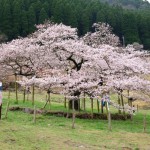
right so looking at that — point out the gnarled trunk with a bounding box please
[69,99,79,110]
[68,91,80,111]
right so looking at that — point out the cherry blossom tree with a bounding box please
[1,21,150,115]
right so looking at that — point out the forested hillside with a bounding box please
[100,0,150,9]
[0,0,150,49]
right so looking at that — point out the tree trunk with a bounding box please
[15,74,18,104]
[69,90,80,110]
[69,99,79,110]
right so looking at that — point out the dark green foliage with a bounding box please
[27,5,36,33]
[0,0,149,49]
[39,8,48,24]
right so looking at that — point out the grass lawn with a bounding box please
[0,91,150,150]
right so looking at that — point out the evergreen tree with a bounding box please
[27,5,36,33]
[34,0,42,24]
[39,8,48,24]
[12,1,22,38]
[0,0,149,49]
[123,12,140,45]
[21,10,28,36]
[2,1,13,39]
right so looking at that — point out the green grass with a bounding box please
[0,91,150,150]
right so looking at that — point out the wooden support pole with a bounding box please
[143,114,146,133]
[33,105,36,124]
[32,84,35,106]
[8,87,11,100]
[137,105,139,112]
[108,112,112,131]
[118,94,121,114]
[72,100,75,129]
[120,93,125,114]
[64,96,67,108]
[106,102,109,118]
[101,101,104,114]
[127,90,130,105]
[4,100,10,119]
[15,74,18,104]
[78,98,80,112]
[0,104,2,120]
[48,92,51,110]
[66,99,70,118]
[97,99,100,113]
[83,92,86,111]
[91,98,94,118]
[23,87,26,103]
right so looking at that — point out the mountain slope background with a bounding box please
[100,0,150,9]
[0,0,150,49]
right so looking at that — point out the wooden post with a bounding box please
[15,74,18,104]
[0,84,2,120]
[91,98,94,118]
[137,105,139,112]
[118,94,121,114]
[64,96,67,108]
[83,92,86,111]
[32,84,35,106]
[72,100,75,129]
[0,104,2,120]
[48,92,51,110]
[78,98,80,112]
[33,105,36,124]
[120,93,125,114]
[108,112,112,131]
[66,99,70,118]
[8,87,11,100]
[4,100,10,119]
[127,90,130,105]
[27,92,29,101]
[143,114,146,133]
[101,100,104,114]
[42,95,48,109]
[23,87,26,103]
[97,99,100,113]
[106,102,109,118]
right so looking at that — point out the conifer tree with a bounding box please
[28,5,36,33]
[39,8,48,24]
[2,1,13,39]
